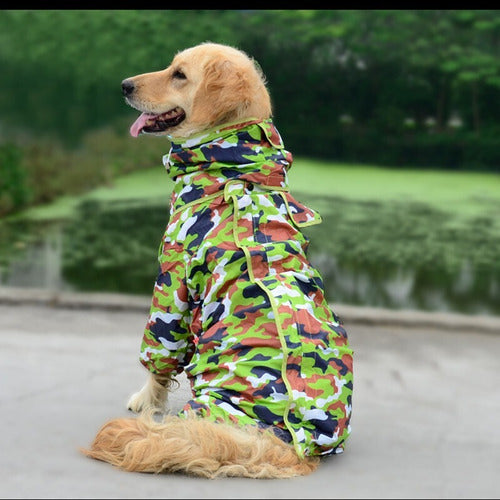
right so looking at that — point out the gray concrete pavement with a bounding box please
[0,291,499,499]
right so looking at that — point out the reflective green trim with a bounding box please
[280,192,322,228]
[170,117,264,146]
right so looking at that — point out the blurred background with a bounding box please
[0,9,499,315]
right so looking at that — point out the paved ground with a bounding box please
[0,291,499,499]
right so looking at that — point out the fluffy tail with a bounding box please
[81,412,319,479]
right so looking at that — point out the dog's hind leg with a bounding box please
[81,412,319,479]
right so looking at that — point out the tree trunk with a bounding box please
[436,76,447,132]
[472,80,480,132]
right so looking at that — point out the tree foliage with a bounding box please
[0,9,499,169]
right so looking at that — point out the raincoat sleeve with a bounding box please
[139,241,194,375]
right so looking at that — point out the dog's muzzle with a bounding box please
[121,79,135,97]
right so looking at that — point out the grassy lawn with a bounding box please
[17,168,171,221]
[17,156,500,223]
[289,158,500,220]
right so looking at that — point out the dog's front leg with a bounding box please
[127,372,173,413]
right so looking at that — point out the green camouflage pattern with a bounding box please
[139,119,353,458]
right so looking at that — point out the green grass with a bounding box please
[16,157,500,223]
[17,167,171,221]
[289,158,500,220]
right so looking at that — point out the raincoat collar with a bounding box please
[162,119,294,213]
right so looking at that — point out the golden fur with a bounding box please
[82,43,319,479]
[122,42,271,139]
[82,411,319,479]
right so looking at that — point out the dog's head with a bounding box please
[122,42,272,140]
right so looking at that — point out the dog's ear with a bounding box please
[191,57,270,126]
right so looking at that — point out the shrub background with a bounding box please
[0,11,499,191]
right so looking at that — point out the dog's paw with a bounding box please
[127,378,168,414]
[127,388,150,413]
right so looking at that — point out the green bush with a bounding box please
[0,121,167,217]
[283,127,500,172]
[0,143,29,215]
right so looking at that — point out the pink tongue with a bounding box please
[130,113,155,137]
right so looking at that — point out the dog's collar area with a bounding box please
[163,120,321,229]
[163,119,293,214]
[222,179,288,202]
[169,118,283,150]
[170,180,289,218]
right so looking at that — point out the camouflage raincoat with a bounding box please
[139,119,353,458]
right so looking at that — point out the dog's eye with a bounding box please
[172,69,187,80]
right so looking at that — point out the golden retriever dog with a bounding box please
[82,42,353,479]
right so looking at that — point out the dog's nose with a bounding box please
[121,79,135,97]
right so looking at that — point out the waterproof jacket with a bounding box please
[139,118,353,458]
